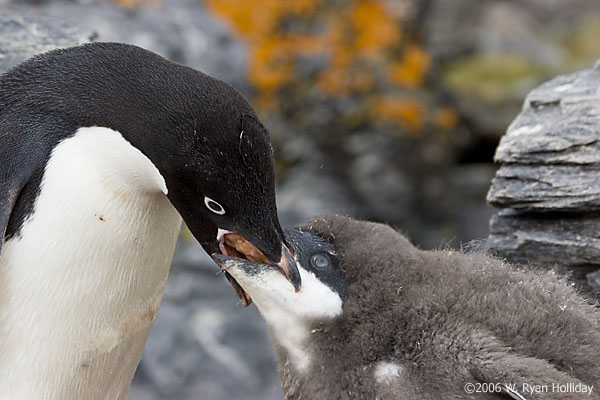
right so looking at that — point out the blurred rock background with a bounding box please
[1,0,598,398]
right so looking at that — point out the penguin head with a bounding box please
[211,214,414,371]
[155,109,286,257]
[72,43,301,283]
[155,109,301,289]
[213,225,347,319]
[2,43,297,282]
[212,214,413,318]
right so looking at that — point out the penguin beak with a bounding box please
[278,244,302,291]
[212,251,301,307]
[215,230,301,298]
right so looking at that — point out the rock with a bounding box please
[0,12,94,73]
[487,64,600,211]
[3,0,248,91]
[478,3,563,65]
[488,210,600,269]
[426,0,600,63]
[435,0,600,137]
[588,270,600,292]
[424,0,486,61]
[345,132,413,223]
[276,166,358,228]
[487,61,600,291]
[489,165,600,211]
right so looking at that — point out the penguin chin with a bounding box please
[223,270,253,307]
[216,234,261,307]
[213,255,344,324]
[214,232,300,306]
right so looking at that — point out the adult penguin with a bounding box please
[215,215,600,400]
[0,42,299,400]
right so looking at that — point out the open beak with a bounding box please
[213,230,301,306]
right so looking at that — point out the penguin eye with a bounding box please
[204,196,226,215]
[310,253,331,270]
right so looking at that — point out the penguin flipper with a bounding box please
[0,131,46,259]
[0,174,26,258]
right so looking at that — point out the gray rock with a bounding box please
[3,0,248,91]
[494,67,600,165]
[487,62,600,292]
[489,165,600,211]
[346,133,413,223]
[276,166,358,228]
[0,12,93,73]
[477,3,566,66]
[432,0,600,138]
[488,209,600,270]
[426,0,598,63]
[487,63,600,211]
[424,0,485,60]
[588,270,600,292]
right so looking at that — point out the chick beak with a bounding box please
[278,243,301,292]
[216,230,302,292]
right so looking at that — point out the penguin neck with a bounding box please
[264,307,313,373]
[253,268,345,374]
[0,126,183,400]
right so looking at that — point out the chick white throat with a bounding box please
[223,262,343,373]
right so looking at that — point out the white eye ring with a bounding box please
[204,196,225,215]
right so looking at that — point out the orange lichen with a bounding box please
[288,0,322,15]
[319,68,350,97]
[205,0,279,38]
[374,97,425,133]
[290,35,325,55]
[249,38,294,93]
[388,46,431,88]
[205,0,437,135]
[351,0,400,58]
[435,106,459,131]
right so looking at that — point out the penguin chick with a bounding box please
[214,214,600,400]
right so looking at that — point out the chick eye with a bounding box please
[310,253,331,270]
[204,196,225,215]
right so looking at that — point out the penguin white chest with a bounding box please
[0,127,183,400]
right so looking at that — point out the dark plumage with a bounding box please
[218,215,600,399]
